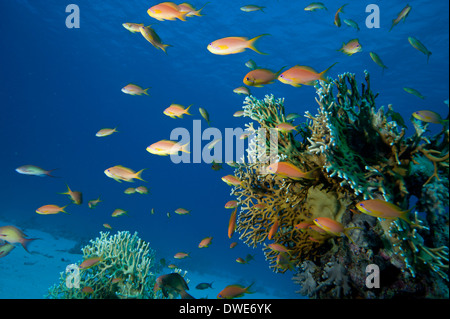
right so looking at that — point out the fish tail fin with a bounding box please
[196,2,209,16]
[185,104,193,115]
[143,88,150,95]
[58,184,70,195]
[304,167,321,179]
[181,142,191,154]
[21,237,40,253]
[399,210,413,225]
[343,231,356,245]
[45,168,59,178]
[427,51,432,63]
[248,34,270,55]
[338,3,348,13]
[389,21,395,32]
[246,282,256,294]
[343,226,363,244]
[134,169,147,182]
[61,205,70,214]
[161,44,171,54]
[179,11,188,21]
[320,62,339,81]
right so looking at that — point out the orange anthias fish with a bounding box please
[276,252,295,272]
[163,104,192,118]
[135,186,149,194]
[175,208,190,215]
[334,4,348,27]
[275,122,298,133]
[313,217,361,243]
[338,39,362,56]
[96,127,118,137]
[233,86,251,95]
[112,208,128,217]
[266,162,318,180]
[268,218,279,240]
[139,26,171,53]
[79,256,102,270]
[59,184,82,205]
[88,197,101,209]
[243,67,284,87]
[174,252,190,259]
[233,110,245,117]
[222,175,242,187]
[356,199,412,224]
[207,34,269,55]
[155,273,194,299]
[228,207,237,238]
[412,110,448,125]
[390,4,412,32]
[0,225,39,253]
[147,2,188,21]
[294,222,313,230]
[36,204,69,215]
[121,83,150,96]
[278,62,338,87]
[146,139,190,156]
[217,283,254,299]
[225,200,239,209]
[198,236,213,248]
[268,243,290,254]
[104,165,147,183]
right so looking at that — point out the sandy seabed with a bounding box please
[0,220,300,299]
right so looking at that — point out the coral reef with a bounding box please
[46,231,157,299]
[228,71,449,298]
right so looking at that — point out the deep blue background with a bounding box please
[1,0,448,298]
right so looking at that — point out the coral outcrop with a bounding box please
[46,231,156,299]
[227,71,449,298]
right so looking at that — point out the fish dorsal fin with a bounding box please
[161,2,179,11]
[295,65,319,74]
[227,36,248,41]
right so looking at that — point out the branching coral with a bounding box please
[229,71,449,298]
[46,231,157,299]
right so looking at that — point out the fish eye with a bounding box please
[360,203,364,207]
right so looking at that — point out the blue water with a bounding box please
[1,0,448,299]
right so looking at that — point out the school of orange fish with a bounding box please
[2,2,446,299]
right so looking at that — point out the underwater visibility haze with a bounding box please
[0,0,449,299]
